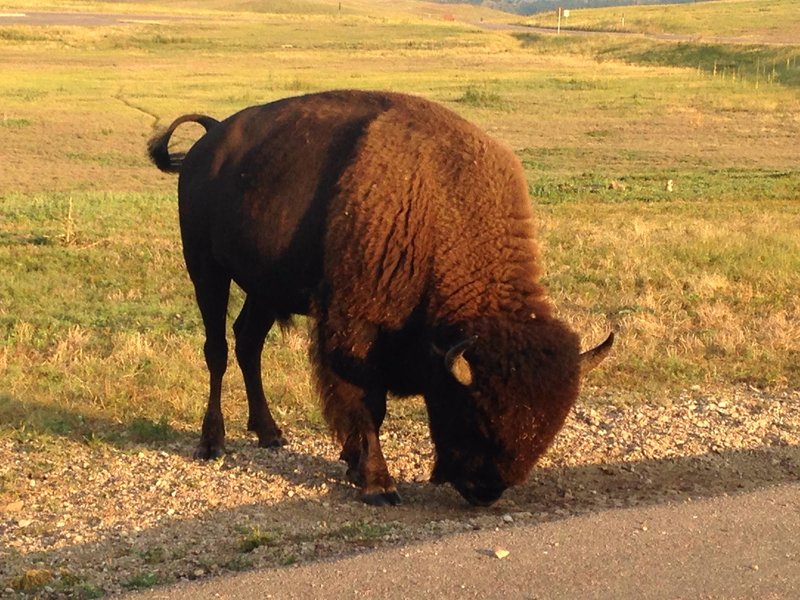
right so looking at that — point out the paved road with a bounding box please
[129,483,800,600]
[0,11,189,27]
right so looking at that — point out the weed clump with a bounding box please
[456,86,508,109]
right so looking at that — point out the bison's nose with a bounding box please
[452,481,505,507]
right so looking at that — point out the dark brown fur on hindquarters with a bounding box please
[148,90,613,506]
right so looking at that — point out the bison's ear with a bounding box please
[444,336,478,387]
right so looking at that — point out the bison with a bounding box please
[148,90,613,507]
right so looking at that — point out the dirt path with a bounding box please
[127,482,800,600]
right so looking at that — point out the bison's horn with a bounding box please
[445,336,478,387]
[580,332,615,375]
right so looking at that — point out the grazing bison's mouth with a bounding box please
[432,466,507,506]
[450,479,506,507]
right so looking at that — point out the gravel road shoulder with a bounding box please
[2,386,799,597]
[127,481,800,600]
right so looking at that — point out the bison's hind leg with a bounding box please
[233,296,287,448]
[191,268,232,460]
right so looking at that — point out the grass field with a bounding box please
[2,0,799,446]
[523,0,800,40]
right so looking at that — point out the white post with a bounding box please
[557,7,562,34]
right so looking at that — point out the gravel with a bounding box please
[1,385,798,598]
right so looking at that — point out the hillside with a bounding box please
[432,0,711,16]
[520,0,800,41]
[2,0,509,21]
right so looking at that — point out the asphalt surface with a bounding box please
[128,482,800,600]
[0,11,189,27]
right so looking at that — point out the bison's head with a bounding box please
[425,319,613,506]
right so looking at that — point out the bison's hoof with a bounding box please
[257,433,288,448]
[193,443,224,460]
[361,489,402,507]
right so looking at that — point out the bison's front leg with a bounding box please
[316,366,400,506]
[339,428,400,506]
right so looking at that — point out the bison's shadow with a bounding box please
[505,443,799,517]
[0,394,197,448]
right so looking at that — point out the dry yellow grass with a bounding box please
[1,0,799,442]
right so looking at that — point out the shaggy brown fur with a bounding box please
[148,90,612,506]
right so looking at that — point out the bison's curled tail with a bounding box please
[148,114,220,174]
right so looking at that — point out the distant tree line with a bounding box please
[433,0,709,16]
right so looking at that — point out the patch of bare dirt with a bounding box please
[1,385,798,598]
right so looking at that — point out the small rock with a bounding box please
[193,568,205,577]
[494,548,510,559]
[4,501,24,513]
[502,514,514,524]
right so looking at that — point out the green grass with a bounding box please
[524,167,800,205]
[514,33,800,86]
[1,0,799,452]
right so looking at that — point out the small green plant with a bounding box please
[222,555,254,572]
[127,416,177,443]
[456,86,507,109]
[121,572,160,590]
[239,527,281,553]
[278,553,298,566]
[1,116,31,128]
[140,546,169,564]
[54,572,104,599]
[71,582,104,599]
[330,521,394,542]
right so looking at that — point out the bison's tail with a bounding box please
[147,114,220,174]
